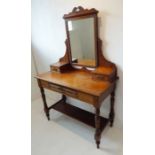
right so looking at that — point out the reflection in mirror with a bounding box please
[68,17,96,67]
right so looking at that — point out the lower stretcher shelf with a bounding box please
[51,101,109,131]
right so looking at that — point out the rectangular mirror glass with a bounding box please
[67,17,97,67]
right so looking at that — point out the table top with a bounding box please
[36,69,112,96]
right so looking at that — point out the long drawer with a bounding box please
[40,80,96,105]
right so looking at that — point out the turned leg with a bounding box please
[94,108,101,149]
[109,90,115,127]
[40,87,50,120]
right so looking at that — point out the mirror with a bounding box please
[67,17,97,67]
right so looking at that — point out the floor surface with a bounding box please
[32,98,123,155]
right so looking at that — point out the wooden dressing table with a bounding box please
[36,6,118,149]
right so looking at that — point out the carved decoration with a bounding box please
[59,39,70,63]
[72,6,84,12]
[97,38,114,67]
[63,6,98,19]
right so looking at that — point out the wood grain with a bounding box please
[36,69,112,97]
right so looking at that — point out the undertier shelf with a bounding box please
[51,101,109,131]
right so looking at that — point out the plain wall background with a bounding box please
[31,0,123,129]
[31,52,40,101]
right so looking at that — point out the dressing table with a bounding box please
[35,6,118,148]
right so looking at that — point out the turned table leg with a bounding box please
[109,90,115,127]
[94,108,101,149]
[40,87,50,120]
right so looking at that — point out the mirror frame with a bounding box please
[63,6,99,68]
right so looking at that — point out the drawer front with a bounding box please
[48,83,62,93]
[41,81,77,98]
[40,80,96,105]
[62,87,77,98]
